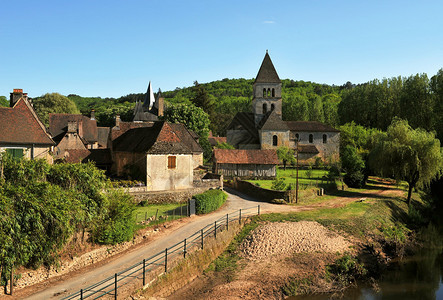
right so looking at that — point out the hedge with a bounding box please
[194,189,227,215]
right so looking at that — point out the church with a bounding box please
[226,52,340,164]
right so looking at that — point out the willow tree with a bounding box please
[369,118,443,205]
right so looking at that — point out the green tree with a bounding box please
[215,142,235,149]
[341,145,366,188]
[32,93,80,126]
[0,96,8,107]
[369,118,443,205]
[277,146,295,170]
[162,103,212,161]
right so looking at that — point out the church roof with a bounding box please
[143,81,155,109]
[285,121,340,132]
[259,110,288,131]
[254,51,280,84]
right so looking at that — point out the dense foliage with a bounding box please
[0,156,136,275]
[32,93,80,126]
[369,118,443,204]
[194,189,227,215]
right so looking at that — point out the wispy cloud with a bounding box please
[263,20,275,24]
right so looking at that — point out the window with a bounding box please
[273,135,278,146]
[6,148,24,160]
[267,88,271,97]
[263,88,266,97]
[167,156,176,169]
[272,88,275,97]
[309,134,313,143]
[323,134,327,144]
[295,133,299,141]
[262,103,267,114]
[271,103,275,111]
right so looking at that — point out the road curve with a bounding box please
[25,188,284,299]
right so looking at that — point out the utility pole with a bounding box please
[295,141,299,204]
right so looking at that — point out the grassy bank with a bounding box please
[164,178,431,298]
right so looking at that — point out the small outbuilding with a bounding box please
[212,149,279,178]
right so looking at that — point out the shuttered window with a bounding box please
[168,156,177,169]
[6,148,24,160]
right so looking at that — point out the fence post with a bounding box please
[239,209,242,224]
[214,221,217,239]
[226,214,229,230]
[258,205,260,216]
[165,248,168,273]
[145,211,147,222]
[184,238,187,258]
[114,273,117,300]
[80,289,83,300]
[143,259,146,286]
[201,229,204,249]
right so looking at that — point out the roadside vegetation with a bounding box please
[194,189,227,214]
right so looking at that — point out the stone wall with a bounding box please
[227,178,295,203]
[129,173,223,204]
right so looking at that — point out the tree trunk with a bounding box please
[407,182,414,206]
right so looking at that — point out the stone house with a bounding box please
[227,51,340,164]
[0,89,55,162]
[112,121,203,191]
[212,149,279,178]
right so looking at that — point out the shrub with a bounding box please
[91,190,136,245]
[326,254,366,285]
[271,178,287,191]
[194,189,227,214]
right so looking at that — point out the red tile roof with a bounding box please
[213,149,278,165]
[0,99,54,145]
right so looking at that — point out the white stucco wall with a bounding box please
[146,154,193,191]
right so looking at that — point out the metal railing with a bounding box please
[62,205,261,300]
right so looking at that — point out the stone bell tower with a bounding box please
[251,51,282,126]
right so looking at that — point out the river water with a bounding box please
[291,247,443,300]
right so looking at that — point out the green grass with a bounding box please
[134,203,187,224]
[246,167,332,189]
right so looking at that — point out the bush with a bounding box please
[271,178,287,191]
[326,254,366,285]
[194,189,227,214]
[91,190,136,245]
[344,170,365,188]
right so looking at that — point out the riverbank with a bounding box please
[139,177,428,299]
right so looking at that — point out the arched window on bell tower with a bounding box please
[272,88,275,97]
[267,88,271,97]
[271,103,275,111]
[263,103,268,114]
[273,135,278,146]
[263,88,266,98]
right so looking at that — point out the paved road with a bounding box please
[26,188,286,299]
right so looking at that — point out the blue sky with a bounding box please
[1,0,442,98]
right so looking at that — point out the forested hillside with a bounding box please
[3,69,442,140]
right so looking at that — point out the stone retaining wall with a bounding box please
[226,178,295,203]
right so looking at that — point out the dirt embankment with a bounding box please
[168,221,354,300]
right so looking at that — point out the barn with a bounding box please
[212,149,279,178]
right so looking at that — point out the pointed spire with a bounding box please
[255,51,280,83]
[143,81,155,109]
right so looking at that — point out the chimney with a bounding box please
[78,120,83,137]
[115,114,121,128]
[67,121,78,133]
[157,96,164,116]
[10,89,28,107]
[90,109,96,120]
